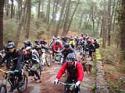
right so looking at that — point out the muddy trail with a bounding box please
[40,62,96,93]
[0,53,96,93]
[0,72,41,93]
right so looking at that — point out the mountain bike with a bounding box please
[23,59,42,76]
[0,69,28,93]
[41,48,51,67]
[54,52,63,65]
[58,81,80,93]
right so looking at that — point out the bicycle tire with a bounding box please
[0,84,7,93]
[64,85,79,93]
[46,55,51,67]
[17,74,28,93]
[38,65,42,75]
[64,87,74,93]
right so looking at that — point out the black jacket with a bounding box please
[2,49,23,70]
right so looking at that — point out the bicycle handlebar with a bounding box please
[58,81,75,86]
[0,69,19,74]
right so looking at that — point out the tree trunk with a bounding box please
[0,0,4,50]
[47,0,59,35]
[17,0,22,20]
[25,0,31,39]
[62,0,80,36]
[120,0,125,60]
[46,0,51,23]
[15,1,27,47]
[4,0,9,17]
[102,17,107,48]
[10,0,14,18]
[78,11,84,32]
[62,0,71,36]
[53,0,59,23]
[38,0,41,18]
[107,0,112,46]
[55,0,67,35]
[66,1,79,34]
[91,5,95,37]
[41,0,45,12]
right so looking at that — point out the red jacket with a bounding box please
[56,61,84,81]
[52,43,63,52]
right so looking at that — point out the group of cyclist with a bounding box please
[0,33,99,93]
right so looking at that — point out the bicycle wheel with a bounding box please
[38,66,42,75]
[36,63,42,76]
[46,55,51,66]
[0,84,7,93]
[64,85,77,93]
[17,74,28,93]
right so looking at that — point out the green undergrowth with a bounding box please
[100,45,125,93]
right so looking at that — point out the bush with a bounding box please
[101,45,121,64]
[3,19,17,43]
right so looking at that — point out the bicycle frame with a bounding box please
[59,81,78,93]
[0,69,22,91]
[0,69,8,86]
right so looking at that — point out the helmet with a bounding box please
[34,44,41,49]
[66,53,76,62]
[55,40,60,45]
[64,43,70,48]
[7,42,15,49]
[24,40,32,47]
[25,46,32,51]
[34,40,39,45]
[7,40,13,43]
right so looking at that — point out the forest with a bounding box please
[0,0,125,93]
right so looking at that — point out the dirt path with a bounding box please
[0,52,96,93]
[40,63,96,93]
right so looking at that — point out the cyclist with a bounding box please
[54,53,84,93]
[49,36,57,49]
[61,37,68,46]
[93,39,100,49]
[23,40,32,49]
[69,38,76,49]
[52,40,63,60]
[61,44,75,64]
[24,46,41,83]
[1,41,23,92]
[87,40,95,57]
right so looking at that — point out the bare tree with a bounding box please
[47,0,59,34]
[62,0,71,36]
[38,0,41,18]
[101,17,107,48]
[62,0,80,36]
[10,0,14,18]
[41,0,45,12]
[120,0,125,60]
[0,0,4,50]
[46,0,51,23]
[17,0,22,20]
[55,0,67,35]
[4,0,9,17]
[78,11,84,32]
[15,0,27,46]
[25,0,31,39]
[107,0,112,46]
